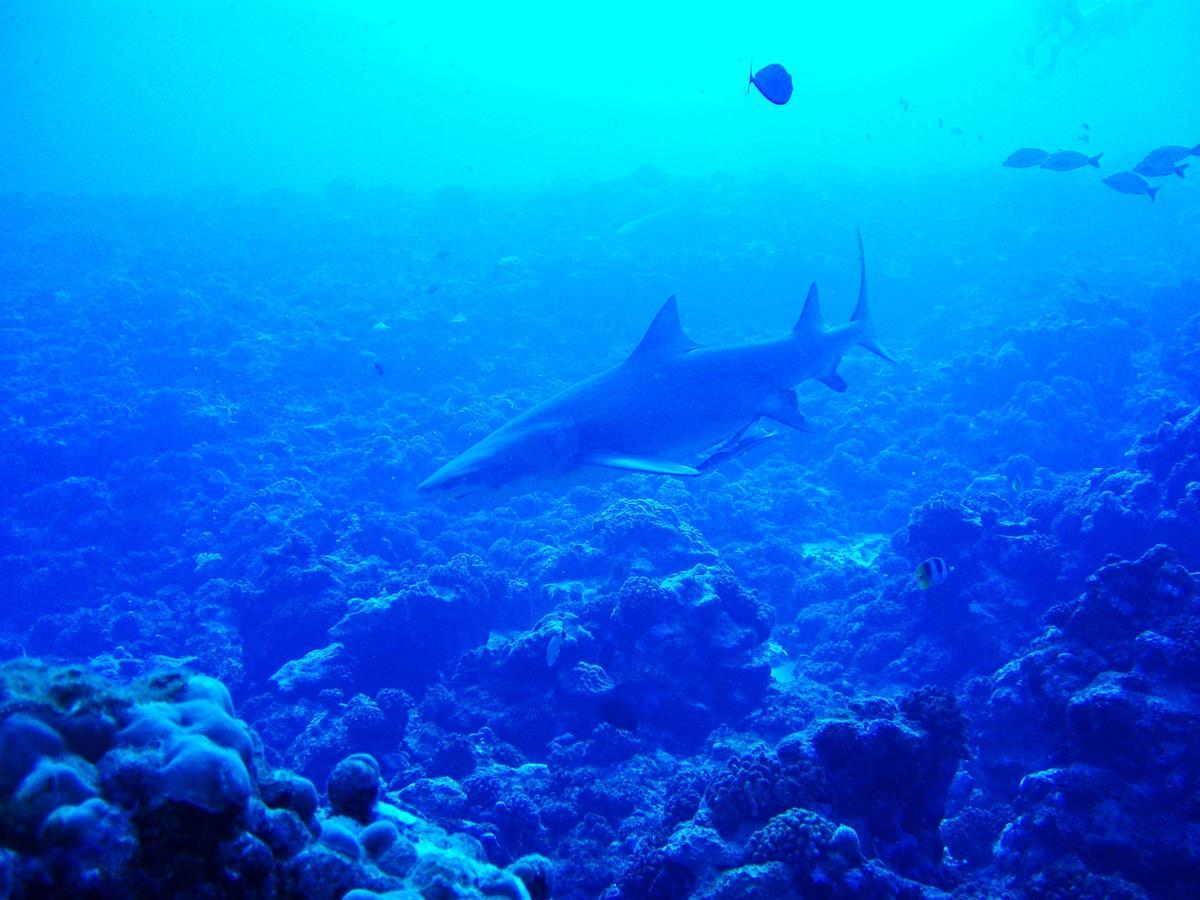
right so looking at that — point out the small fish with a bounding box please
[1102,171,1160,202]
[937,117,944,128]
[373,362,384,376]
[1134,157,1187,179]
[426,283,440,295]
[1081,122,1090,131]
[615,206,677,236]
[899,98,910,113]
[1011,474,1023,494]
[748,63,793,105]
[1003,147,1049,168]
[949,126,966,136]
[1040,150,1103,171]
[546,628,564,667]
[916,557,950,590]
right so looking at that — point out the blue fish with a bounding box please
[748,63,793,106]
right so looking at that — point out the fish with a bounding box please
[373,362,385,376]
[418,233,893,495]
[1002,148,1049,168]
[615,207,678,236]
[1040,150,1103,171]
[916,557,949,590]
[1102,171,1160,202]
[546,627,565,667]
[748,63,793,105]
[1133,157,1188,179]
[1141,144,1200,165]
[949,126,966,136]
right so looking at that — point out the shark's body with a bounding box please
[418,234,892,496]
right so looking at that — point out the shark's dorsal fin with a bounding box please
[794,282,825,333]
[630,296,698,361]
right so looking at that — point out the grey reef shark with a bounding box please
[418,232,894,497]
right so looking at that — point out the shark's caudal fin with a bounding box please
[851,229,896,363]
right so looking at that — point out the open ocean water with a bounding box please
[2,2,1199,897]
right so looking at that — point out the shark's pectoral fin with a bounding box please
[697,431,781,472]
[817,369,847,393]
[759,389,811,431]
[583,455,702,477]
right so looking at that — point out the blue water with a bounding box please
[2,2,1199,898]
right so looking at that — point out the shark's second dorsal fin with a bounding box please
[794,282,824,333]
[630,296,698,360]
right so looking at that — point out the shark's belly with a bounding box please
[574,369,770,462]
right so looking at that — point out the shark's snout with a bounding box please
[416,460,461,494]
[417,449,496,497]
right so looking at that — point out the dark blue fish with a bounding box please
[1134,156,1188,179]
[1102,171,1160,202]
[1040,150,1102,171]
[1003,148,1049,168]
[1142,145,1200,165]
[748,63,793,105]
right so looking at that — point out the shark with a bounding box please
[418,232,893,496]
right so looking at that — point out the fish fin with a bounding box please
[629,296,698,361]
[817,368,847,393]
[850,230,896,362]
[697,431,780,472]
[1088,152,1103,167]
[1177,164,1188,179]
[759,389,810,430]
[794,282,824,333]
[1149,185,1160,202]
[583,455,701,477]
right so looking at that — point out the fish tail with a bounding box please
[851,230,895,362]
[1088,152,1103,168]
[1177,163,1188,179]
[1148,185,1160,203]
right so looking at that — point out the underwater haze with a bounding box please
[2,1,1200,897]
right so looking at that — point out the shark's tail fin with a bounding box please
[851,229,895,362]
